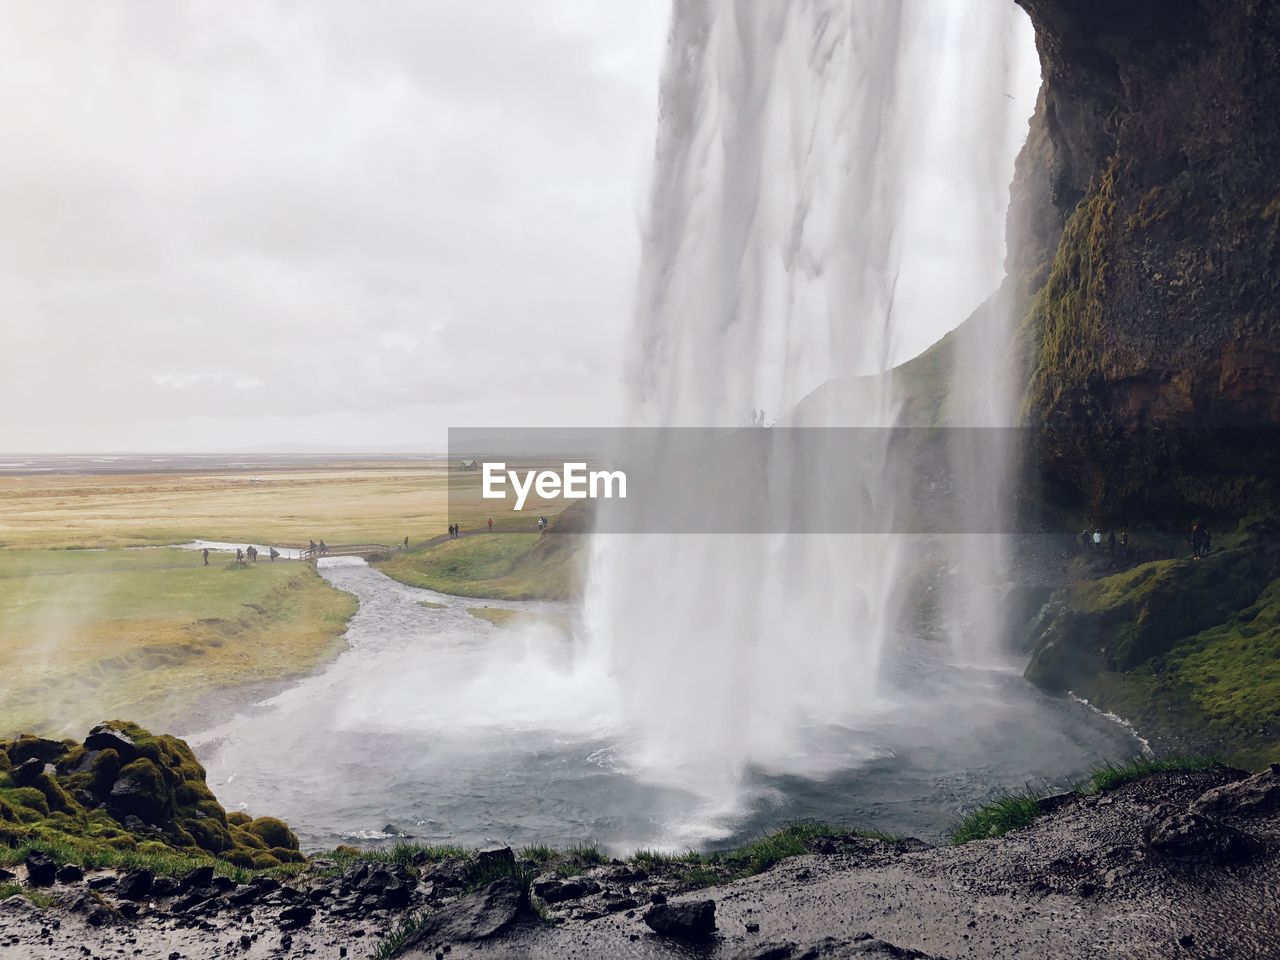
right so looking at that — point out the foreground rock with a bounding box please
[643,899,716,941]
[0,722,305,869]
[2,767,1278,959]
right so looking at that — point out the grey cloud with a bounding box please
[0,1,668,451]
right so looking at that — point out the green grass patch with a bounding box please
[951,756,1223,844]
[376,533,580,601]
[0,881,52,908]
[370,910,428,960]
[0,836,305,884]
[417,600,446,610]
[1085,756,1218,794]
[0,548,357,736]
[629,823,890,890]
[517,844,556,866]
[950,789,1045,844]
[463,856,534,894]
[323,841,467,871]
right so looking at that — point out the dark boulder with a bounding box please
[475,845,515,869]
[55,864,84,884]
[9,736,68,765]
[177,865,215,892]
[424,858,471,890]
[399,877,526,949]
[279,905,315,930]
[1146,811,1253,864]
[151,876,180,898]
[117,868,154,901]
[531,874,602,904]
[13,758,52,788]
[228,884,262,907]
[83,724,139,763]
[23,852,57,887]
[107,760,171,825]
[1191,764,1280,819]
[643,899,716,941]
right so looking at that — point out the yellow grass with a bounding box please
[0,461,561,551]
[0,459,570,737]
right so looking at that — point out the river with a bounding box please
[192,557,1143,853]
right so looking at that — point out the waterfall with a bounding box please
[584,0,1037,829]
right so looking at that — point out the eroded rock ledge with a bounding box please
[3,756,1279,959]
[1010,0,1280,517]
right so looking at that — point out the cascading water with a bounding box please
[190,2,1147,855]
[585,0,1038,823]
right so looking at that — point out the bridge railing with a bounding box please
[299,544,392,561]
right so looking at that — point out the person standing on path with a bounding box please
[202,548,209,566]
[487,517,493,533]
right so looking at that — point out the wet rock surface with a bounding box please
[1,769,1277,959]
[642,899,716,941]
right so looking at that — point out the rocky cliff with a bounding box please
[1011,0,1280,520]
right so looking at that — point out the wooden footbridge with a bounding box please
[299,543,392,561]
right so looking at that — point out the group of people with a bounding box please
[447,523,461,539]
[202,544,280,565]
[1190,522,1213,559]
[1080,527,1130,559]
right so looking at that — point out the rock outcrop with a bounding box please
[1022,526,1280,766]
[0,721,304,869]
[1010,0,1280,519]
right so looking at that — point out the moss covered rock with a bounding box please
[0,721,307,870]
[1025,531,1280,767]
[245,816,299,851]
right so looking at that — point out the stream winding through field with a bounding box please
[191,557,1143,853]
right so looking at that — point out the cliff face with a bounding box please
[1011,0,1280,519]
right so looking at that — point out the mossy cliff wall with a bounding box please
[1010,0,1280,521]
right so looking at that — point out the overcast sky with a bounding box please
[0,2,670,452]
[0,3,1040,454]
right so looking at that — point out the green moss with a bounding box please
[1,786,50,819]
[1024,157,1117,419]
[1160,579,1280,764]
[246,816,299,850]
[1026,538,1280,768]
[0,722,308,874]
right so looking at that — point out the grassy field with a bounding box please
[0,459,575,738]
[376,532,582,601]
[0,548,357,737]
[0,461,559,550]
